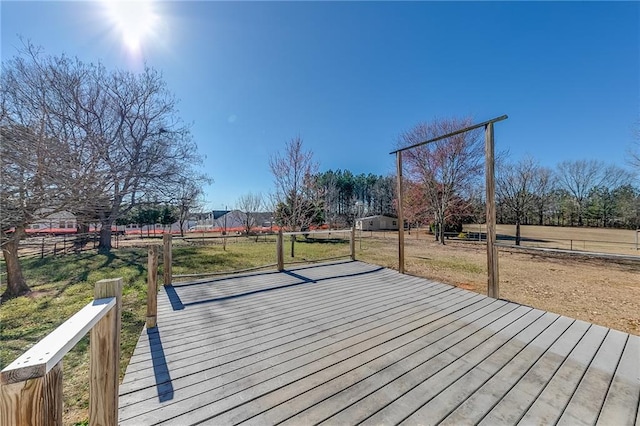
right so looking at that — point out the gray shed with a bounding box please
[355,215,398,231]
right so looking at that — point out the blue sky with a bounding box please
[2,1,638,211]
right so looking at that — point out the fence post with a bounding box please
[276,231,284,271]
[146,245,158,328]
[350,225,356,261]
[90,277,122,426]
[163,234,172,286]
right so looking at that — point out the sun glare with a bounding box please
[103,0,159,54]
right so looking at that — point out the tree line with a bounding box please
[266,121,638,249]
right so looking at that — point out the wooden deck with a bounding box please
[119,260,640,425]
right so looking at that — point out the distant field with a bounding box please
[462,224,639,255]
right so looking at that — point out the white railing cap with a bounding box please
[1,297,115,384]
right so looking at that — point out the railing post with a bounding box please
[350,224,356,261]
[0,361,63,426]
[90,277,122,426]
[147,245,158,328]
[276,231,284,271]
[163,234,172,286]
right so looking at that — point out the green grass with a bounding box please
[0,237,351,424]
[172,237,351,276]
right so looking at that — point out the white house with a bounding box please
[355,215,399,231]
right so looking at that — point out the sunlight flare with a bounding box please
[103,0,160,54]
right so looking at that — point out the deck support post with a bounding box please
[163,233,172,286]
[90,277,122,426]
[276,231,284,271]
[146,246,158,328]
[485,122,499,298]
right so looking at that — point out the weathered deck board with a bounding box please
[119,260,640,425]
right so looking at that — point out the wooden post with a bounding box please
[276,231,284,271]
[0,361,63,426]
[90,277,122,426]
[163,233,172,286]
[396,151,405,274]
[146,245,158,328]
[290,235,295,258]
[485,123,499,298]
[350,224,356,261]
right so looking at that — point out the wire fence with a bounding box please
[349,227,639,257]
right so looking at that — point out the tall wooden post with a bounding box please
[396,151,405,274]
[350,224,356,261]
[485,123,499,298]
[146,245,158,328]
[90,277,122,426]
[276,231,284,271]
[163,234,172,286]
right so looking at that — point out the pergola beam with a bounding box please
[390,114,508,155]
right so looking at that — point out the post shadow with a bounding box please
[164,285,185,310]
[147,327,174,402]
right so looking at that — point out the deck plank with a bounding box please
[119,288,478,418]
[436,315,575,425]
[118,260,640,426]
[122,290,485,423]
[597,336,640,425]
[557,329,628,425]
[517,324,610,425]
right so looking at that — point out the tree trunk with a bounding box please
[1,232,30,301]
[290,235,296,257]
[98,220,113,251]
[439,219,445,245]
[515,218,521,246]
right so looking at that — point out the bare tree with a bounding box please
[269,136,321,232]
[398,117,484,244]
[628,120,640,175]
[531,167,554,225]
[236,192,263,235]
[84,68,199,250]
[0,127,76,300]
[497,156,550,245]
[556,160,631,226]
[0,42,203,299]
[0,44,98,300]
[169,174,210,237]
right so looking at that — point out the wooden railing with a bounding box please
[0,278,122,426]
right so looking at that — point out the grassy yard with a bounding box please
[1,230,637,424]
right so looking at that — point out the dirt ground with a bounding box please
[357,235,640,336]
